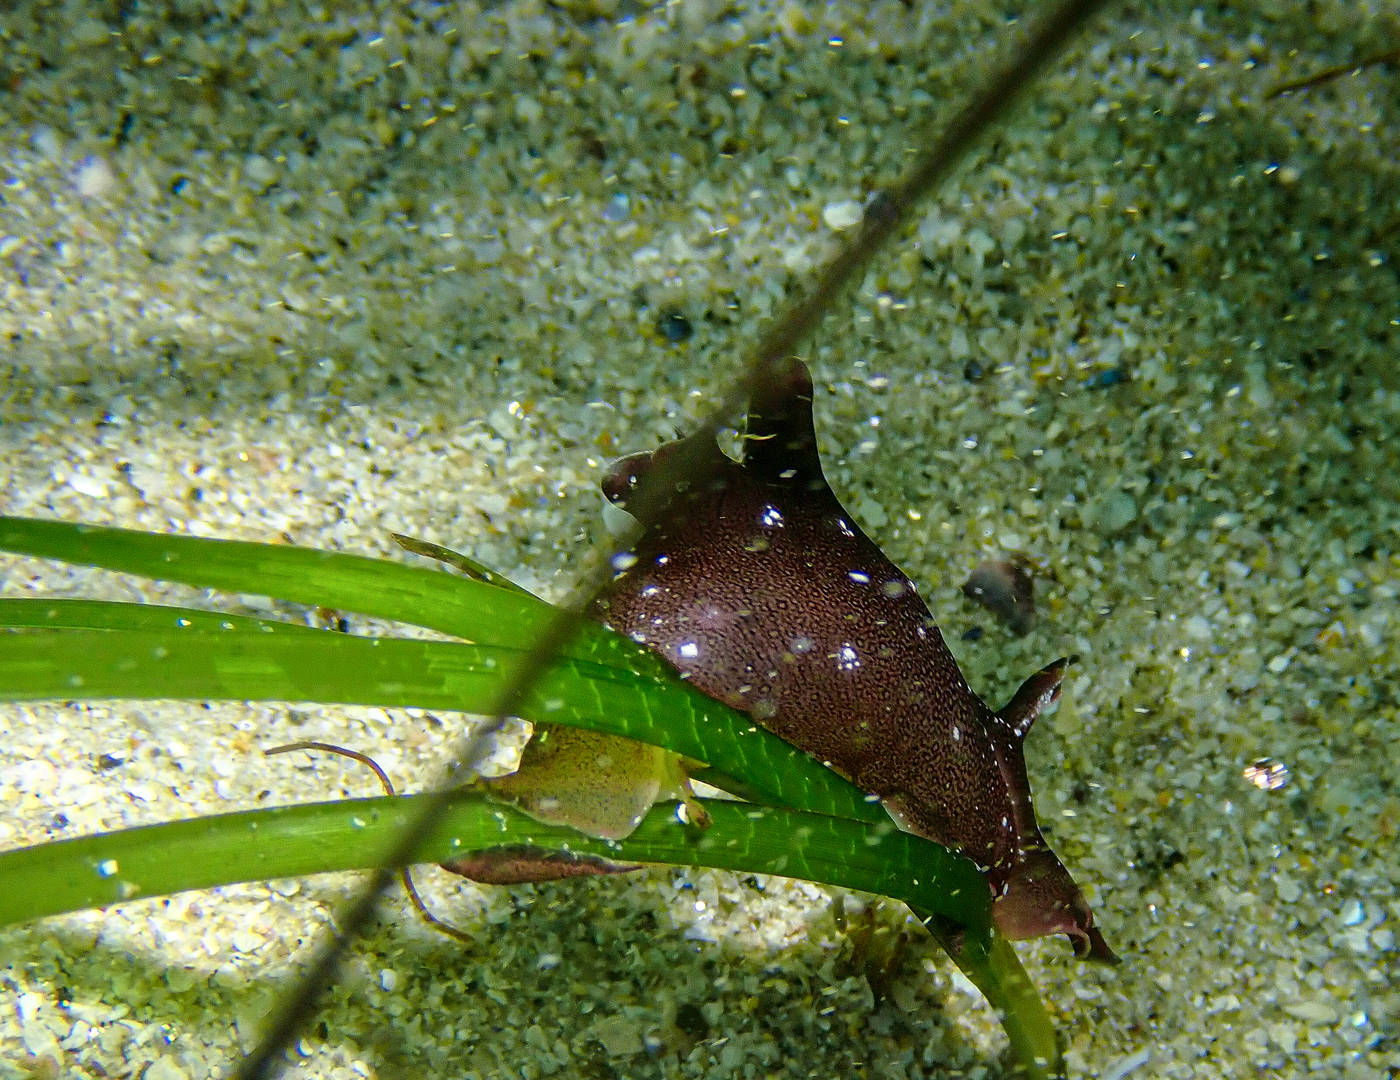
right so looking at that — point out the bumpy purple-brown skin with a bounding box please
[592,361,1115,962]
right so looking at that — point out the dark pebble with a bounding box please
[962,558,1036,636]
[658,311,694,343]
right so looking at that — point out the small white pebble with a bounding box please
[1100,1048,1152,1080]
[243,154,277,191]
[67,473,109,498]
[965,227,995,259]
[1283,1000,1338,1024]
[74,156,117,199]
[1184,615,1212,640]
[1095,490,1138,532]
[143,1057,192,1080]
[822,199,863,230]
[590,1014,644,1057]
[1269,1023,1298,1054]
[32,126,61,157]
[71,18,110,46]
[11,758,57,792]
[918,213,962,248]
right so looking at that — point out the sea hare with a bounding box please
[588,360,1115,962]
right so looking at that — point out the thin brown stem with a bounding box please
[1267,45,1400,98]
[264,742,478,945]
[265,740,398,794]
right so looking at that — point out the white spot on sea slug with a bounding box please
[751,699,777,721]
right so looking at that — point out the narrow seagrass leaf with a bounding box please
[0,516,673,679]
[0,626,883,824]
[0,796,990,936]
[0,598,324,635]
[945,931,1064,1080]
[391,532,536,595]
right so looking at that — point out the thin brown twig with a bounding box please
[1266,45,1400,99]
[265,741,477,944]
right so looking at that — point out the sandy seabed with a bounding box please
[2,2,1397,1078]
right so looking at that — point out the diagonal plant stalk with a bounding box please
[0,514,1064,1078]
